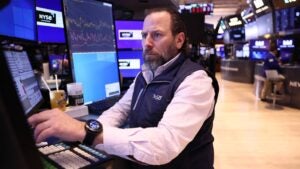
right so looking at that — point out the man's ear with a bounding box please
[175,32,185,49]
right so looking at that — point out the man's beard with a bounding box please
[143,52,166,72]
[143,45,177,72]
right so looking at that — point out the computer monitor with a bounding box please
[280,50,293,64]
[0,48,44,168]
[36,0,66,43]
[114,20,143,50]
[49,53,68,76]
[215,45,225,58]
[118,50,144,78]
[2,49,44,115]
[0,0,36,41]
[63,0,121,103]
[249,39,269,61]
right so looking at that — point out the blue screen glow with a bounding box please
[0,0,36,41]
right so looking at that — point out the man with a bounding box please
[29,7,219,169]
[260,40,285,101]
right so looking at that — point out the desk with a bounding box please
[221,59,255,83]
[254,64,300,109]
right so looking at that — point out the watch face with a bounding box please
[89,120,100,129]
[86,120,102,132]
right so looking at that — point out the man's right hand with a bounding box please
[28,108,85,143]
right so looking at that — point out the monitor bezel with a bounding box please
[62,0,122,102]
[35,0,67,44]
[0,47,44,117]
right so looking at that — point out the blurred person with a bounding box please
[261,40,285,101]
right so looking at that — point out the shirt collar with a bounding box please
[142,53,181,83]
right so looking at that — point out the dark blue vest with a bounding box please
[127,53,219,169]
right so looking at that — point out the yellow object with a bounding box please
[50,90,67,111]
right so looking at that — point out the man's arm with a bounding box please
[94,70,215,165]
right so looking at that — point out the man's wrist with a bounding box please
[82,119,103,146]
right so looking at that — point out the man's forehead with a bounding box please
[142,11,171,31]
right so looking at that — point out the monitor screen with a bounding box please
[280,50,293,64]
[2,50,43,115]
[251,0,272,17]
[249,39,269,60]
[72,52,120,103]
[277,38,295,49]
[118,50,143,78]
[273,0,300,10]
[63,0,120,103]
[275,7,300,32]
[63,0,116,53]
[115,20,143,50]
[215,44,225,58]
[36,0,66,43]
[234,44,244,58]
[256,12,273,36]
[243,44,250,58]
[249,39,270,50]
[250,50,268,60]
[229,27,245,41]
[224,14,244,28]
[0,49,44,169]
[49,53,68,75]
[0,0,36,41]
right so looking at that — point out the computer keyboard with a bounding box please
[38,142,111,169]
[87,95,121,115]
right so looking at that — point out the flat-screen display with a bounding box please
[273,0,300,10]
[234,44,244,58]
[277,38,295,49]
[224,14,244,28]
[243,44,250,58]
[275,6,300,32]
[245,21,258,41]
[0,49,44,168]
[0,0,36,41]
[36,0,66,43]
[277,38,295,64]
[118,50,143,78]
[250,39,270,50]
[256,12,273,36]
[251,0,272,17]
[215,44,225,58]
[49,54,68,75]
[72,52,120,103]
[63,0,116,53]
[280,50,293,64]
[229,27,245,42]
[250,50,268,60]
[2,50,43,115]
[63,0,120,103]
[249,39,269,60]
[115,20,143,50]
[241,7,255,23]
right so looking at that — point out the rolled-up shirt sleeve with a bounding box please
[95,70,215,165]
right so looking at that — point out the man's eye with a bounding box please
[153,32,161,39]
[141,32,147,39]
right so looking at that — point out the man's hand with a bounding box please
[28,108,85,143]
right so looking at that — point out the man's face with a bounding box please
[141,11,184,71]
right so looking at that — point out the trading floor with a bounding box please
[213,73,300,169]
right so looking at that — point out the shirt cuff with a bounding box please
[95,126,140,157]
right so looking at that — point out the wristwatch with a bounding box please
[82,119,102,146]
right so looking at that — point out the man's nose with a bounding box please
[143,34,153,49]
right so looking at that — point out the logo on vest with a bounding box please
[153,94,162,101]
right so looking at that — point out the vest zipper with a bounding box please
[132,81,170,111]
[133,88,144,110]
